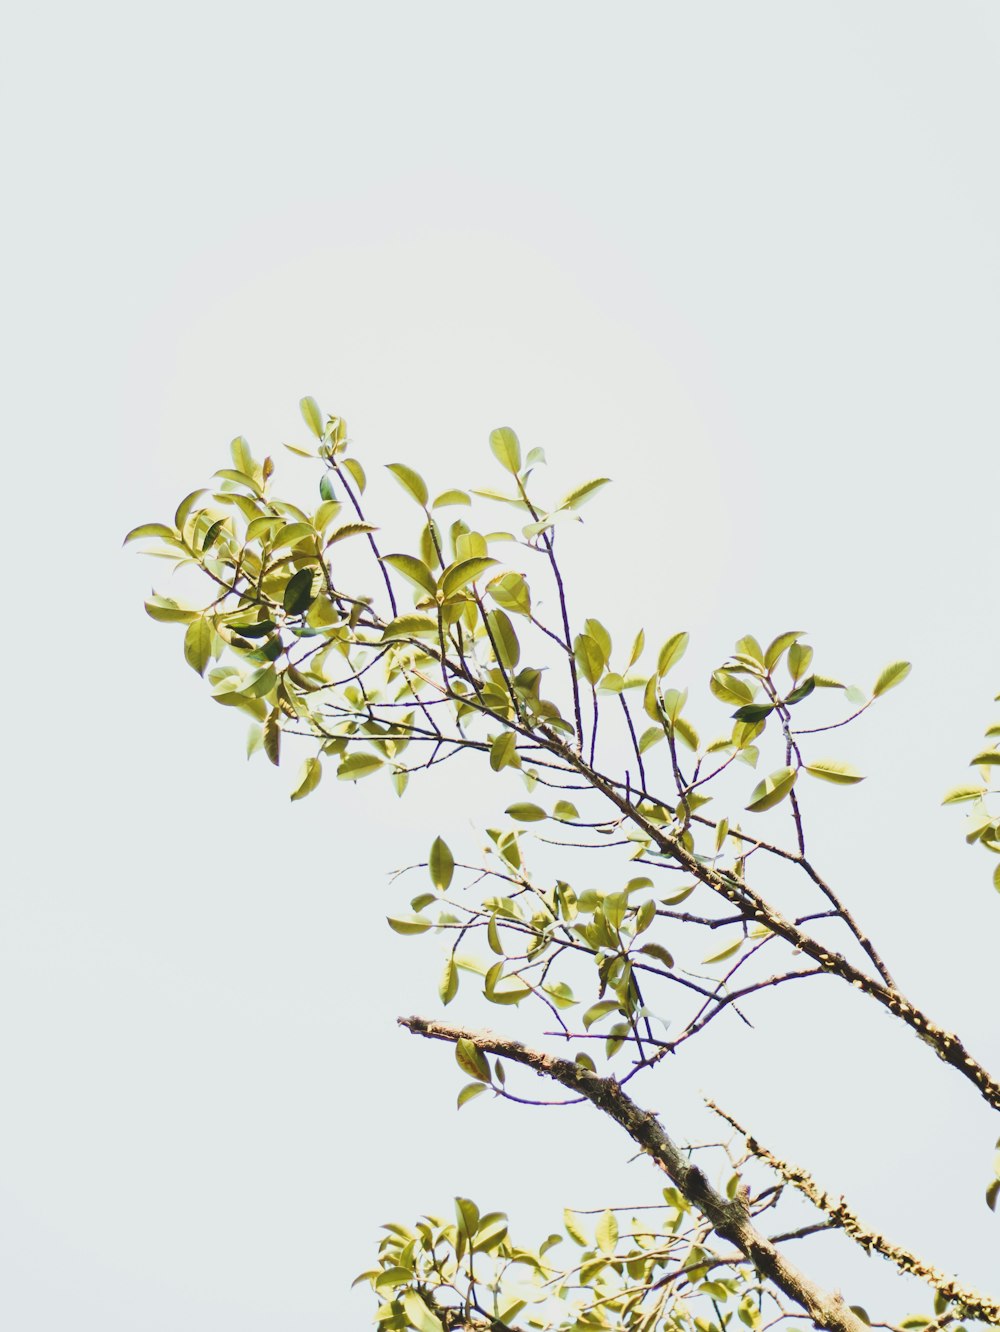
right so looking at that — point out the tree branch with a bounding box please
[399,1015,870,1332]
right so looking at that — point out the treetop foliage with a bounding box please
[129,399,1000,1332]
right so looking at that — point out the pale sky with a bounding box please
[4,3,1000,1327]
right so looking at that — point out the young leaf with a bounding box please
[873,660,911,697]
[338,752,384,780]
[386,462,430,507]
[803,759,865,785]
[490,732,518,772]
[595,1209,619,1256]
[574,633,605,686]
[183,617,212,676]
[300,396,324,439]
[290,755,322,801]
[457,1081,488,1109]
[505,802,546,822]
[702,938,744,964]
[429,836,455,891]
[439,955,459,1005]
[489,427,522,475]
[558,477,611,510]
[942,785,987,805]
[382,553,438,596]
[402,1288,444,1332]
[440,556,498,598]
[564,1209,589,1246]
[746,766,797,813]
[433,489,471,508]
[123,522,176,545]
[455,1037,492,1083]
[657,631,689,677]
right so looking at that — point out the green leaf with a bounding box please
[429,837,455,891]
[787,642,814,682]
[564,1209,588,1246]
[638,942,674,968]
[657,632,689,677]
[183,617,212,676]
[144,595,199,624]
[803,759,865,785]
[440,556,498,598]
[583,1000,622,1029]
[735,635,765,667]
[283,568,317,615]
[382,553,437,596]
[401,1288,444,1332]
[325,521,377,546]
[386,462,429,507]
[433,489,471,508]
[574,633,605,686]
[439,955,459,1005]
[486,571,531,617]
[386,914,432,935]
[595,1209,618,1256]
[300,396,324,439]
[702,937,744,965]
[487,608,520,669]
[290,755,322,801]
[711,670,754,705]
[381,613,439,640]
[338,752,384,780]
[263,711,281,766]
[490,732,518,772]
[746,766,797,813]
[942,785,987,804]
[970,750,1000,767]
[764,631,803,671]
[489,427,522,474]
[505,802,546,822]
[174,488,208,531]
[559,477,611,510]
[873,660,911,697]
[994,863,1000,895]
[455,1037,492,1083]
[123,522,176,545]
[785,676,816,705]
[457,1081,487,1109]
[732,703,774,723]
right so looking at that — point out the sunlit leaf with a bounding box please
[429,837,455,891]
[559,477,611,510]
[873,660,911,697]
[505,802,546,822]
[657,631,689,677]
[386,462,429,507]
[455,1037,492,1083]
[382,553,438,596]
[299,396,324,439]
[804,759,865,785]
[489,427,522,475]
[290,755,322,801]
[183,617,212,676]
[746,766,797,812]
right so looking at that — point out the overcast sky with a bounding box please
[4,3,1000,1327]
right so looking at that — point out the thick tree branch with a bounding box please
[399,1015,869,1332]
[707,1099,1000,1326]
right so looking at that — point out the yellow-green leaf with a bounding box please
[440,556,498,598]
[290,755,322,801]
[746,766,797,812]
[183,617,212,676]
[657,632,689,677]
[803,759,865,785]
[300,396,324,439]
[489,427,522,475]
[123,522,176,545]
[382,553,437,596]
[439,956,459,1005]
[506,802,546,822]
[387,914,432,935]
[338,752,384,780]
[386,462,429,507]
[596,1209,618,1256]
[429,837,454,891]
[455,1037,492,1083]
[702,938,744,965]
[559,477,611,510]
[873,660,911,697]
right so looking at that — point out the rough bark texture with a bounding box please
[400,1015,869,1332]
